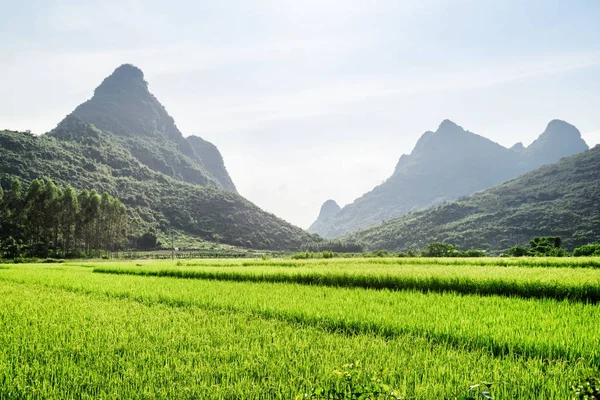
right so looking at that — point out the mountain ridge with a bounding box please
[70,64,236,192]
[344,143,600,252]
[309,119,589,237]
[0,64,316,250]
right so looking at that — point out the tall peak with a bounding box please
[94,64,148,97]
[525,119,588,168]
[437,119,462,132]
[319,200,341,219]
[543,119,580,136]
[307,199,341,233]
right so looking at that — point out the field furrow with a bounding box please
[93,264,600,303]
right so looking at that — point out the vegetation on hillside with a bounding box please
[0,124,317,250]
[344,145,600,252]
[0,64,318,251]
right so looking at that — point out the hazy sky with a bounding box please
[2,0,600,228]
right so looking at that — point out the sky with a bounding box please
[2,0,600,228]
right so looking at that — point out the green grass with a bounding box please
[1,281,591,399]
[2,264,599,363]
[92,259,600,302]
[64,255,600,269]
[1,259,599,399]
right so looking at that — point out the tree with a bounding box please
[572,243,600,257]
[0,178,130,259]
[0,237,21,259]
[24,179,45,255]
[509,236,566,257]
[422,242,456,257]
[111,201,128,256]
[137,230,158,250]
[0,185,5,236]
[529,236,564,256]
[41,179,61,256]
[508,245,530,257]
[3,178,24,241]
[59,186,79,256]
[78,189,101,256]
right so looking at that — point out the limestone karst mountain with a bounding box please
[344,143,600,252]
[308,199,341,233]
[310,119,589,238]
[69,64,236,191]
[0,64,316,250]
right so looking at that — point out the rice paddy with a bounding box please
[1,257,599,399]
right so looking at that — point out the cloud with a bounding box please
[166,50,600,136]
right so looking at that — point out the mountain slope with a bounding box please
[187,135,236,192]
[310,120,589,237]
[70,64,236,191]
[0,65,316,250]
[344,145,600,252]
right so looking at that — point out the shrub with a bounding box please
[373,250,389,257]
[291,251,338,260]
[41,258,64,264]
[508,245,531,257]
[422,242,456,257]
[462,249,487,258]
[573,244,600,257]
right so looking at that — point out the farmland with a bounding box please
[1,257,599,399]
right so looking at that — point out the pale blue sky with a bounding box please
[2,0,599,228]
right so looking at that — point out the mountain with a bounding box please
[0,64,316,250]
[70,64,236,191]
[308,200,341,233]
[524,119,589,169]
[344,144,600,252]
[309,120,589,238]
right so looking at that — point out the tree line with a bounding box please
[0,177,129,259]
[301,239,364,253]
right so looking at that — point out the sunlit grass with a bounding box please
[1,260,598,399]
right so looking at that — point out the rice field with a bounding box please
[1,257,599,399]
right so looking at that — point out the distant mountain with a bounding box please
[344,144,600,252]
[524,119,589,169]
[308,200,341,233]
[310,120,589,238]
[0,64,316,250]
[70,64,236,191]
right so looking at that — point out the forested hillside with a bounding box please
[344,145,600,252]
[311,120,589,238]
[0,65,318,250]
